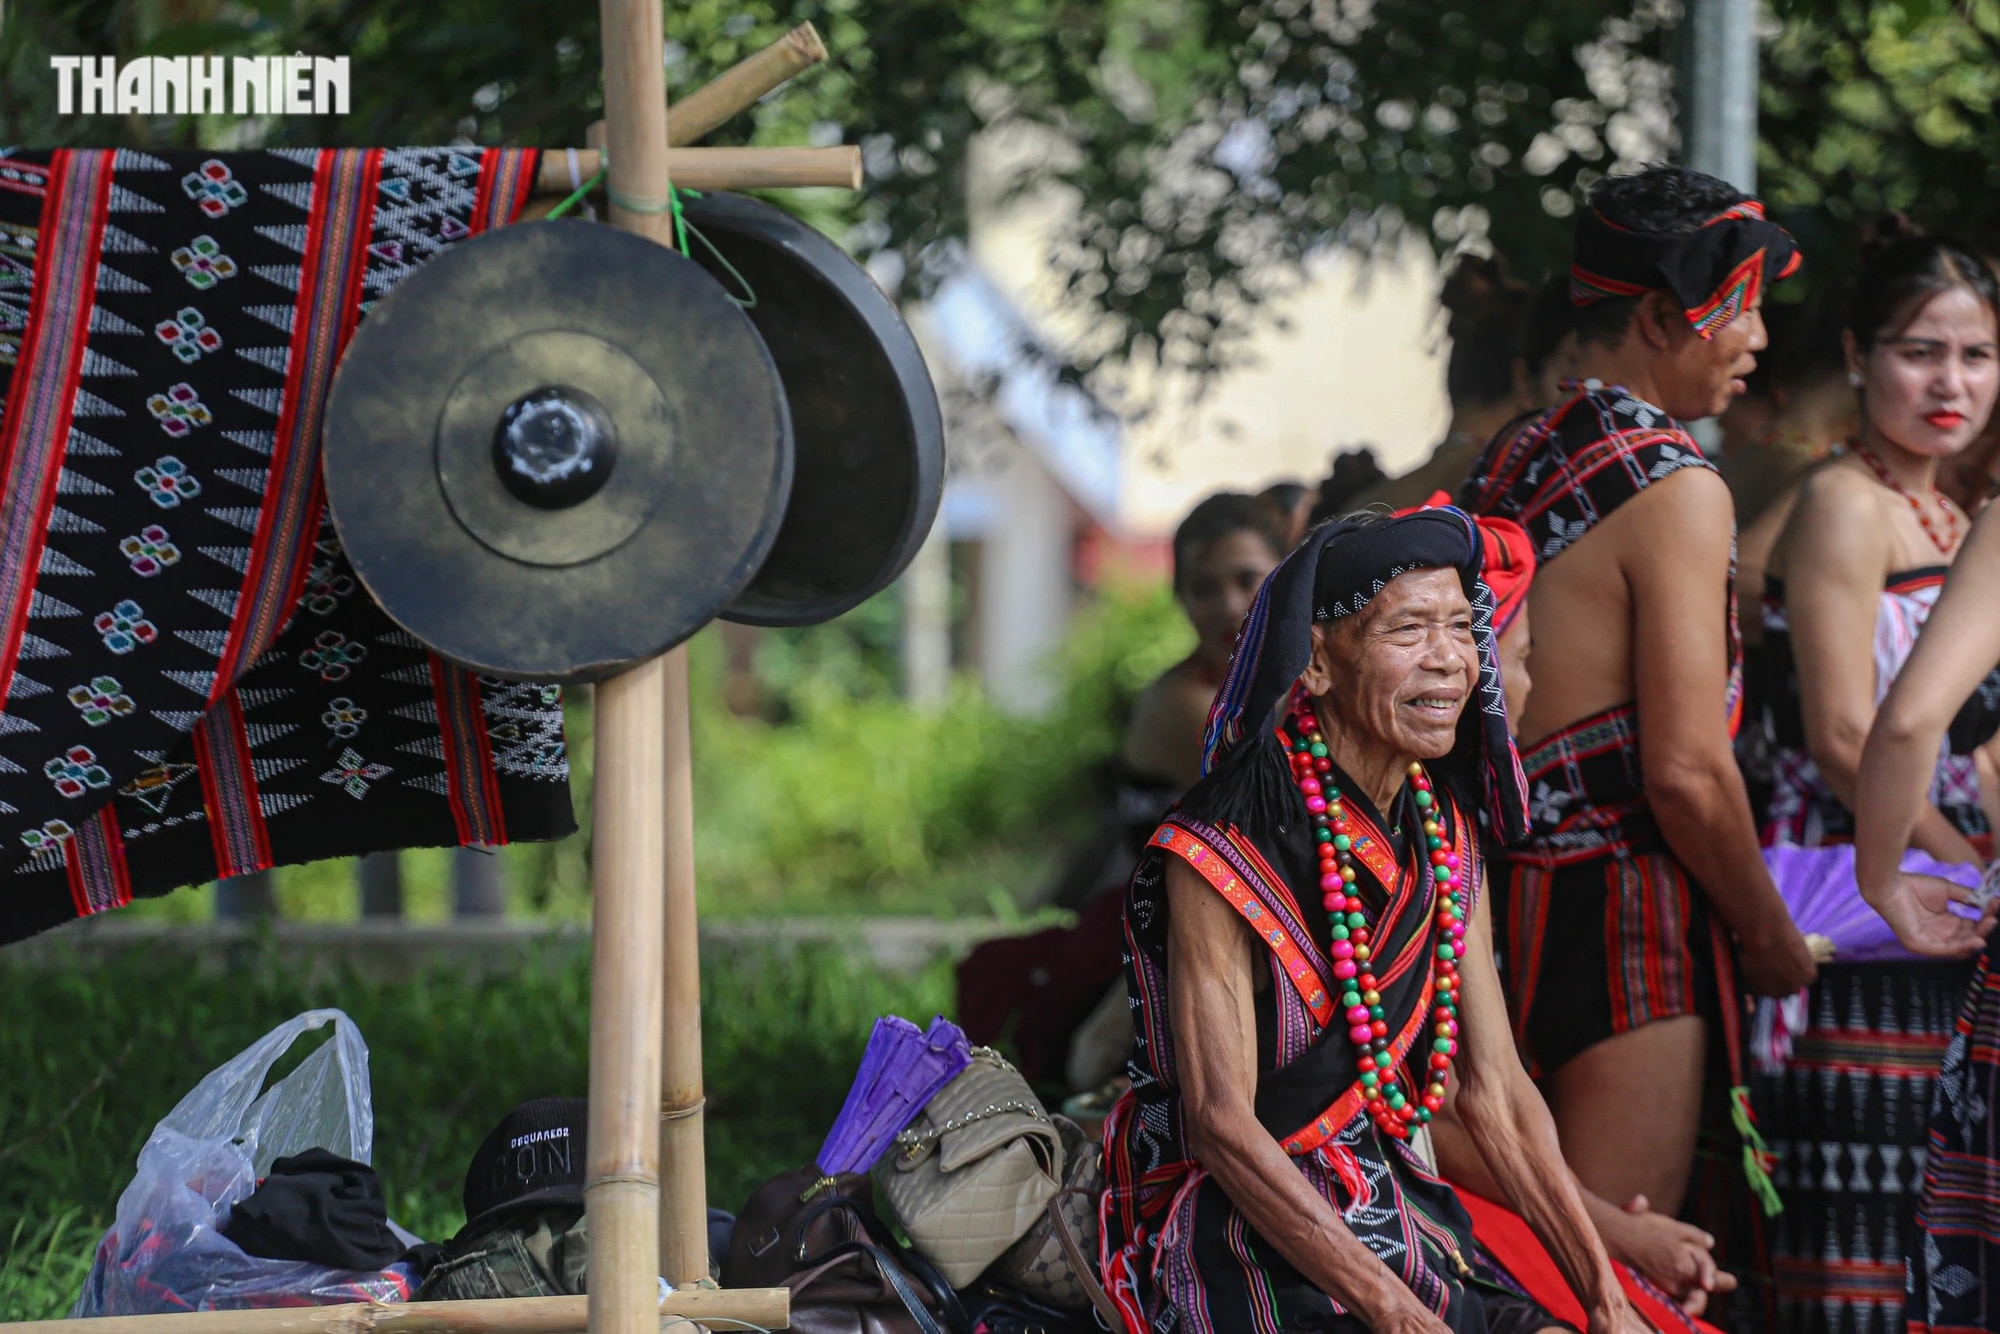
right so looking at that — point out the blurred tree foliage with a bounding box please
[1760,0,2000,261]
[6,0,2000,379]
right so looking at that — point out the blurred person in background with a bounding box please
[1852,500,2000,1334]
[1728,288,1859,825]
[1349,256,1542,514]
[1122,493,1295,795]
[1521,276,1584,408]
[1459,165,1817,1230]
[1068,492,1296,1091]
[1305,445,1390,528]
[1732,290,1864,644]
[1748,229,2000,1334]
[1258,479,1316,547]
[1722,291,1855,527]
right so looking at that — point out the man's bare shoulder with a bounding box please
[1606,459,1735,543]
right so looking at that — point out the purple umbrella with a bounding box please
[816,1015,972,1176]
[1764,844,1986,963]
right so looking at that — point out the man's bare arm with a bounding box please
[1624,465,1816,996]
[1164,859,1448,1334]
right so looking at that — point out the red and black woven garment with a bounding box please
[0,147,574,943]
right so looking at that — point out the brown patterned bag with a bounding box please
[991,1116,1120,1328]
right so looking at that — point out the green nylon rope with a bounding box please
[543,163,756,308]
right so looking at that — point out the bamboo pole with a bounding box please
[591,4,677,1333]
[531,147,861,195]
[583,23,827,150]
[586,662,669,1334]
[658,647,707,1285]
[1,1290,791,1334]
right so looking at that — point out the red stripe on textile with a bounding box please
[1152,824,1334,1025]
[1225,825,1335,981]
[0,150,110,700]
[1603,856,1631,1033]
[429,657,508,846]
[1457,1190,1716,1334]
[1464,394,1579,510]
[1635,855,1669,1026]
[1515,429,1706,530]
[1569,263,1653,301]
[473,149,541,233]
[193,691,270,877]
[63,807,131,918]
[210,148,380,700]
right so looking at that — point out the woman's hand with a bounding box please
[1600,1194,1735,1315]
[1873,871,1998,958]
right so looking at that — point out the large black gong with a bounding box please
[678,192,944,627]
[323,221,793,682]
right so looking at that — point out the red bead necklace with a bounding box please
[1286,696,1465,1141]
[1856,442,1960,555]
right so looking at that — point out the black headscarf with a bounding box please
[1185,508,1529,844]
[1570,199,1801,339]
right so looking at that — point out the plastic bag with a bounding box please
[73,1008,424,1314]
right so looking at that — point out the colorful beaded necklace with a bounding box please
[1855,442,1961,555]
[1286,696,1465,1141]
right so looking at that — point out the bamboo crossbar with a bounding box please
[532,146,861,194]
[0,1290,792,1334]
[585,23,827,150]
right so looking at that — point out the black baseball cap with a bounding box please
[460,1097,589,1234]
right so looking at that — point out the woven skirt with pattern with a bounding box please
[1752,961,1973,1334]
[1908,950,2000,1334]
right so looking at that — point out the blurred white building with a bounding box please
[902,129,1450,712]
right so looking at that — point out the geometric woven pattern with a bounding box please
[0,147,569,943]
[1755,961,1974,1334]
[1908,953,2000,1334]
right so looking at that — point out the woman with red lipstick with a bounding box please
[1752,229,2000,1334]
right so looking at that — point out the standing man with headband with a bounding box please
[1458,165,1818,1222]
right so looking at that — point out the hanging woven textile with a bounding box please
[0,146,573,944]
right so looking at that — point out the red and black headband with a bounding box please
[1570,199,1802,339]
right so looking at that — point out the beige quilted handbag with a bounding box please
[874,1047,1063,1287]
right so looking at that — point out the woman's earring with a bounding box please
[1849,371,1865,388]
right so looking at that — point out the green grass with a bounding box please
[0,946,953,1320]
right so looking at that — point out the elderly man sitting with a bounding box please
[1100,509,1647,1334]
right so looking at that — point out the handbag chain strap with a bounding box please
[893,1098,1047,1150]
